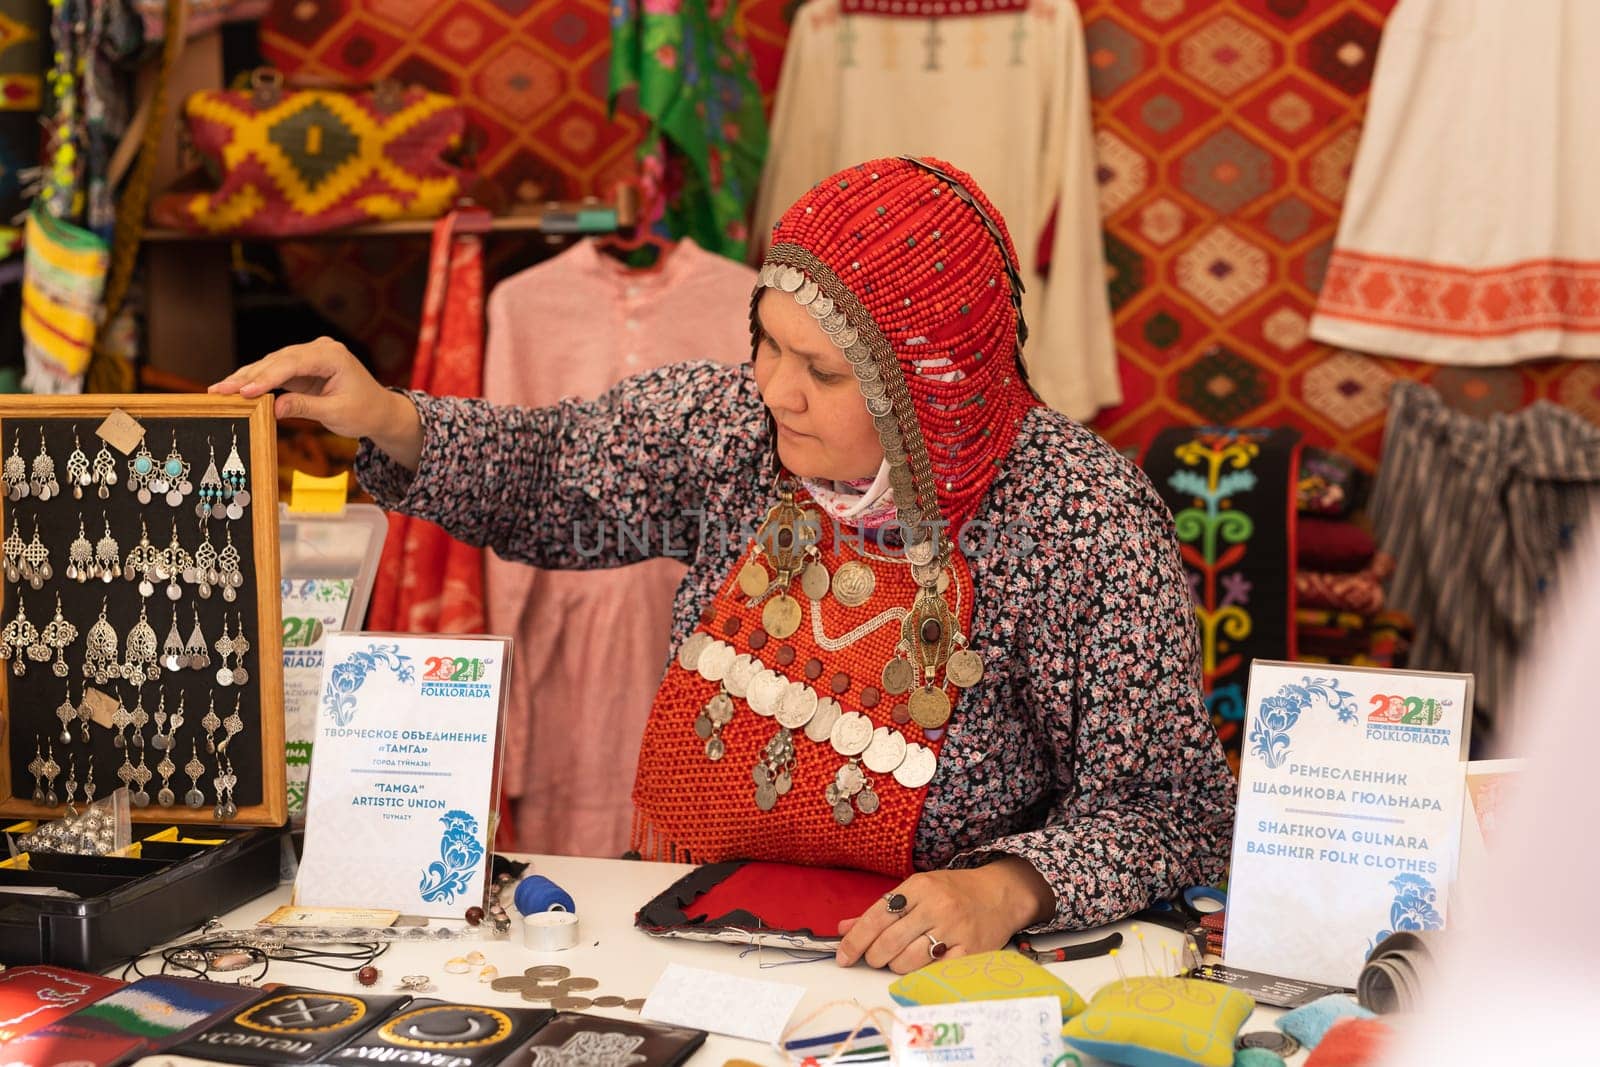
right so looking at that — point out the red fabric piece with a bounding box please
[1295,570,1385,615]
[1304,1017,1393,1067]
[1297,518,1377,572]
[686,862,899,935]
[0,967,123,1042]
[362,211,500,844]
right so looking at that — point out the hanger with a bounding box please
[596,177,676,272]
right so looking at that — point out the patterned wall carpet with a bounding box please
[257,0,1600,455]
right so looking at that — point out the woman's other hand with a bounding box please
[210,337,425,470]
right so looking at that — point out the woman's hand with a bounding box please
[209,337,424,469]
[835,857,1055,974]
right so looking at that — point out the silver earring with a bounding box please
[111,687,132,748]
[201,694,222,753]
[122,602,159,682]
[220,694,244,751]
[4,433,28,500]
[215,616,235,687]
[128,436,158,504]
[125,519,159,597]
[82,599,118,685]
[229,614,250,686]
[76,684,91,742]
[185,742,206,808]
[130,748,151,808]
[2,515,22,583]
[130,687,149,748]
[157,431,193,507]
[63,756,78,809]
[55,682,76,745]
[186,605,210,670]
[1,598,38,675]
[218,527,244,603]
[83,757,96,804]
[42,742,59,806]
[29,429,58,501]
[151,691,170,752]
[91,436,117,498]
[191,523,218,599]
[161,522,191,602]
[222,428,250,519]
[41,593,78,678]
[68,516,94,583]
[196,438,224,519]
[66,430,91,499]
[94,518,120,584]
[213,754,237,820]
[162,607,186,672]
[29,740,46,803]
[21,520,51,590]
[156,744,176,807]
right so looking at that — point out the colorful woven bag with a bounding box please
[153,71,466,236]
[21,204,109,394]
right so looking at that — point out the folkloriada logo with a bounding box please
[1365,693,1453,745]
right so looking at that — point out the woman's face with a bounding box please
[753,289,884,481]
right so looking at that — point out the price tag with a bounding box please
[891,996,1064,1067]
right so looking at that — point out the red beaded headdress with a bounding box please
[755,156,1040,539]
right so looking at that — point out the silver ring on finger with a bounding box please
[925,933,948,960]
[884,892,908,916]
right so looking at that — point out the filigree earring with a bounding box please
[29,429,59,501]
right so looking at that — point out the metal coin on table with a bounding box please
[525,965,571,981]
[738,560,769,598]
[552,996,593,1011]
[696,641,736,683]
[520,984,565,1002]
[774,682,818,730]
[831,561,876,607]
[945,648,984,688]
[491,976,532,992]
[862,727,908,774]
[804,697,842,744]
[592,995,627,1009]
[724,654,758,698]
[829,712,873,757]
[761,593,801,640]
[893,743,938,789]
[881,658,914,696]
[907,687,951,730]
[801,560,830,601]
[559,977,600,992]
[677,633,711,673]
[855,788,880,815]
[746,670,787,718]
[1236,1032,1299,1057]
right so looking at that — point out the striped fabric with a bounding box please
[1370,382,1600,743]
[20,206,107,394]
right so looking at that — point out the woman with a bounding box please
[214,156,1235,974]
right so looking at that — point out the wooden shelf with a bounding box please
[143,203,626,242]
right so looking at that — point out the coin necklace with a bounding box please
[738,481,824,642]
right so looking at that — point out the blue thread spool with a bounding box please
[514,874,576,916]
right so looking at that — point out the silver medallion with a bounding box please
[216,666,234,687]
[833,799,855,825]
[805,697,842,744]
[693,714,713,739]
[695,640,736,683]
[677,632,711,672]
[946,648,985,688]
[705,736,725,761]
[705,692,735,726]
[724,653,758,698]
[834,762,865,797]
[774,682,818,730]
[829,712,873,757]
[881,657,915,695]
[801,560,830,601]
[862,726,908,774]
[893,743,938,789]
[831,561,876,607]
[754,782,778,811]
[856,787,881,815]
[746,669,788,718]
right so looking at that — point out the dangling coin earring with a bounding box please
[29,741,46,803]
[158,431,192,507]
[230,614,250,685]
[29,429,59,501]
[122,602,159,682]
[128,436,158,503]
[111,687,132,748]
[201,695,221,753]
[130,748,151,807]
[91,437,117,498]
[66,430,90,499]
[41,593,78,678]
[94,518,120,584]
[196,438,224,519]
[54,682,75,744]
[184,742,206,808]
[2,514,23,582]
[160,521,191,601]
[220,694,244,751]
[76,685,92,743]
[151,691,170,751]
[41,743,59,806]
[214,754,238,820]
[156,746,176,807]
[1,598,38,675]
[130,687,149,748]
[214,615,235,687]
[185,604,209,670]
[218,527,244,603]
[124,519,159,596]
[3,432,28,499]
[191,523,218,598]
[116,746,135,795]
[222,428,250,519]
[161,607,185,672]
[21,520,52,590]
[82,599,118,685]
[68,516,94,583]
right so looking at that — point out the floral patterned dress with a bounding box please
[357,361,1237,931]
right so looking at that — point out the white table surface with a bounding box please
[132,854,1304,1066]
